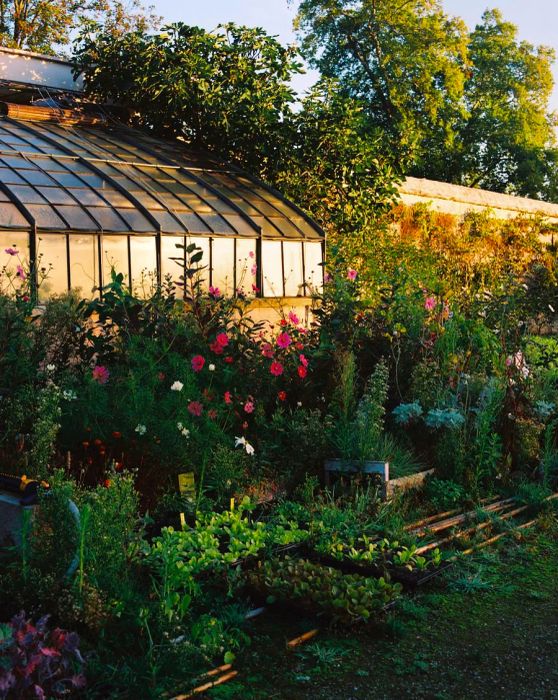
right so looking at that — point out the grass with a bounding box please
[207,515,558,699]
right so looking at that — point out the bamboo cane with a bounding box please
[405,496,501,532]
[458,518,538,556]
[414,498,516,537]
[286,629,319,649]
[171,671,238,700]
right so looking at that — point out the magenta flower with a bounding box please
[299,354,308,368]
[277,332,292,349]
[208,286,221,299]
[92,365,110,385]
[216,332,229,348]
[191,355,205,372]
[288,311,300,325]
[347,269,357,281]
[244,400,255,414]
[16,265,26,280]
[424,296,437,311]
[188,401,203,417]
[5,247,18,256]
[270,361,284,377]
[261,342,274,359]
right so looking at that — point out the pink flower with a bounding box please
[324,272,332,284]
[297,365,307,379]
[224,391,233,405]
[277,332,292,349]
[4,248,18,256]
[16,265,26,280]
[191,355,205,372]
[92,366,110,385]
[208,286,221,299]
[424,296,437,311]
[188,401,203,417]
[261,342,274,359]
[299,354,308,368]
[250,264,258,276]
[244,401,255,414]
[252,284,260,293]
[249,251,255,258]
[210,341,224,355]
[288,311,300,325]
[216,332,229,348]
[270,361,284,377]
[347,269,357,281]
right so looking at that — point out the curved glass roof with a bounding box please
[0,116,324,241]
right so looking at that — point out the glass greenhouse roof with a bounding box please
[0,117,323,241]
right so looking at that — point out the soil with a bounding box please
[212,522,558,699]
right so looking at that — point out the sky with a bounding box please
[152,1,558,108]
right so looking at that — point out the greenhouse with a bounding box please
[0,103,325,301]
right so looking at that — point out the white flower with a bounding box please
[181,428,190,438]
[135,424,147,435]
[549,304,555,313]
[46,364,56,372]
[297,401,302,407]
[177,422,183,430]
[235,436,255,455]
[171,380,184,392]
[208,364,216,372]
[62,389,77,401]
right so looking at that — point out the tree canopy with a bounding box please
[294,1,558,199]
[0,0,159,53]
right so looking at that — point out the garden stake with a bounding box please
[458,518,538,556]
[171,670,238,699]
[414,503,532,554]
[414,498,516,537]
[405,496,501,531]
[286,629,319,649]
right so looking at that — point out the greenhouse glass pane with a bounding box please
[235,238,257,294]
[69,235,99,296]
[130,236,157,298]
[161,236,185,286]
[0,203,31,228]
[0,232,29,277]
[27,205,66,229]
[210,238,234,295]
[102,235,129,282]
[304,242,324,294]
[37,234,68,298]
[261,240,283,297]
[55,206,97,230]
[283,241,304,297]
[186,236,210,289]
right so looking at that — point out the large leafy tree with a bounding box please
[454,9,558,197]
[295,1,558,199]
[0,0,159,54]
[294,0,469,168]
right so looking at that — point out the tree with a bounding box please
[454,9,558,198]
[294,0,469,168]
[74,22,303,175]
[294,1,558,199]
[0,0,159,54]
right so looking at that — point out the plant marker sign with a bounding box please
[177,472,196,527]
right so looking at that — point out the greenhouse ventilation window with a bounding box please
[0,104,325,300]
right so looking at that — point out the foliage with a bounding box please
[0,612,85,699]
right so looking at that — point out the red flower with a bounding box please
[270,361,284,376]
[210,340,224,355]
[224,391,233,405]
[299,354,308,368]
[280,319,287,326]
[278,390,287,402]
[224,356,234,364]
[242,421,249,430]
[192,355,205,372]
[103,479,112,488]
[216,332,229,348]
[297,365,307,379]
[188,401,203,417]
[261,342,274,358]
[296,342,304,351]
[208,409,218,420]
[92,365,110,385]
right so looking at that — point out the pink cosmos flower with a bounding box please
[4,248,18,256]
[424,296,437,311]
[216,332,229,348]
[288,311,300,325]
[16,265,26,280]
[261,342,274,359]
[188,401,203,417]
[347,269,357,281]
[249,251,255,258]
[297,365,307,379]
[208,286,221,299]
[277,332,292,349]
[244,401,255,414]
[191,355,205,372]
[299,354,308,368]
[270,361,284,377]
[92,366,110,385]
[250,264,258,276]
[224,391,233,405]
